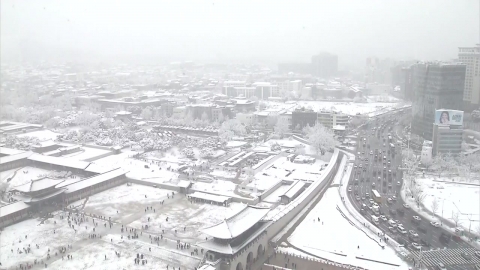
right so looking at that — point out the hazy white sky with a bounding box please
[1,0,479,67]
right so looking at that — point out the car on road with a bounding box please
[430,221,441,227]
[403,204,410,208]
[474,250,480,259]
[348,187,352,192]
[355,196,360,201]
[388,219,397,227]
[388,226,396,232]
[365,192,370,198]
[380,215,387,221]
[397,181,401,186]
[361,196,365,200]
[369,199,374,205]
[387,198,393,204]
[461,252,472,261]
[392,195,397,201]
[411,242,422,250]
[412,216,421,223]
[397,225,407,234]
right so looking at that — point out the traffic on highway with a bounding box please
[346,111,475,269]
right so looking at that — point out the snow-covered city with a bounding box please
[1,1,480,270]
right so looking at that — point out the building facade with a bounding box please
[411,62,466,140]
[432,124,463,156]
[458,45,480,111]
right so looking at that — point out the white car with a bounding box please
[392,195,397,201]
[412,242,422,250]
[348,187,352,192]
[403,204,410,209]
[369,199,375,205]
[413,216,421,222]
[430,221,441,227]
[380,215,387,221]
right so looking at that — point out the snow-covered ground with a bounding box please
[191,179,237,197]
[75,183,246,240]
[17,130,62,141]
[261,157,328,183]
[0,212,203,270]
[226,141,247,148]
[62,147,111,161]
[210,169,236,179]
[92,151,178,182]
[407,175,480,235]
[287,188,408,269]
[293,101,401,116]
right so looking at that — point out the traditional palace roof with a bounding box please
[13,177,65,193]
[201,205,270,239]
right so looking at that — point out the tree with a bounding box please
[303,124,337,155]
[141,107,153,120]
[274,117,290,138]
[431,198,439,216]
[0,182,9,199]
[412,186,427,209]
[451,211,461,227]
[432,152,457,177]
[201,112,209,122]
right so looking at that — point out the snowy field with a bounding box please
[261,157,328,183]
[62,147,111,161]
[17,129,62,141]
[226,141,247,148]
[2,166,84,188]
[210,169,237,179]
[76,183,246,240]
[407,175,480,235]
[292,101,401,116]
[0,212,203,270]
[191,179,237,197]
[92,151,178,182]
[288,188,407,269]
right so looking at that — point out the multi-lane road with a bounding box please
[346,113,471,259]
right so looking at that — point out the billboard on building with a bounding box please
[435,110,464,126]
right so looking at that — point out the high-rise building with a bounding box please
[311,53,338,78]
[458,45,480,111]
[411,62,466,140]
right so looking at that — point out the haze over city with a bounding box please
[1,0,479,68]
[2,1,480,270]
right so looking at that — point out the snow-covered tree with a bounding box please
[431,198,439,216]
[0,182,9,199]
[303,124,336,155]
[201,112,209,122]
[274,117,290,138]
[451,211,461,227]
[141,107,153,120]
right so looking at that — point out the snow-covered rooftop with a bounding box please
[65,168,127,194]
[188,192,230,203]
[200,205,270,239]
[13,177,65,193]
[0,152,32,165]
[0,201,31,218]
[282,181,305,199]
[28,153,91,170]
[0,147,25,156]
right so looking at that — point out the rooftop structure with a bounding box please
[200,205,270,240]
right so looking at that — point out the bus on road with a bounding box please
[372,189,382,203]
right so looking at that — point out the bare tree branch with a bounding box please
[431,198,439,216]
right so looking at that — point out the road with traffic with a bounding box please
[346,111,473,269]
